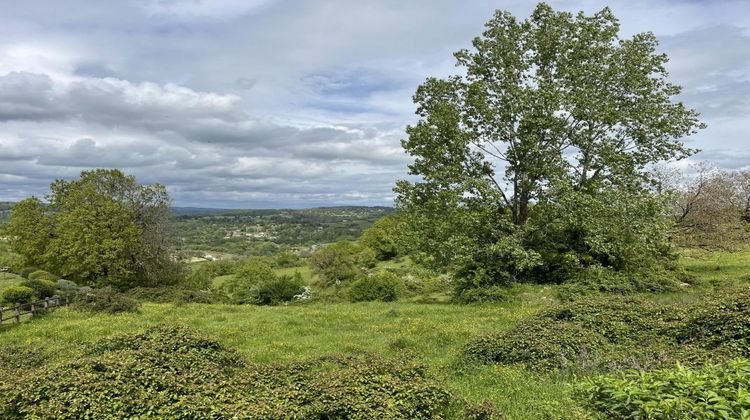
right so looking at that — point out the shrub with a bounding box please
[126,287,228,304]
[309,241,376,285]
[1,286,35,306]
[54,279,79,297]
[1,325,457,418]
[27,270,59,282]
[252,273,305,305]
[349,271,402,302]
[220,259,276,304]
[465,319,607,372]
[556,264,684,301]
[71,287,140,314]
[579,359,750,419]
[454,285,510,303]
[274,250,304,268]
[464,296,688,372]
[18,266,40,279]
[677,287,750,357]
[19,279,56,299]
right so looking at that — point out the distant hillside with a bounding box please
[172,207,229,217]
[174,206,394,254]
[1,202,393,252]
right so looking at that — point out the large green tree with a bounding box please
[6,169,181,288]
[396,3,704,292]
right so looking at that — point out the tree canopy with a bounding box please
[396,3,705,297]
[5,169,181,288]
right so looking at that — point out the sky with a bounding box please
[0,0,748,208]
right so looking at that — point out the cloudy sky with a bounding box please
[0,0,748,208]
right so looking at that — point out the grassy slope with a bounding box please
[1,249,749,418]
[0,292,579,417]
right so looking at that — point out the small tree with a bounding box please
[670,165,749,248]
[221,259,276,303]
[309,241,376,284]
[359,216,403,261]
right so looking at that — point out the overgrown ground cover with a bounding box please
[1,248,749,418]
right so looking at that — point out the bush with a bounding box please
[464,296,688,372]
[71,287,140,314]
[220,259,276,304]
[465,318,607,372]
[274,250,304,268]
[556,264,684,301]
[677,287,750,357]
[54,279,79,297]
[27,270,59,282]
[18,266,40,279]
[309,241,376,285]
[1,286,35,306]
[1,325,457,418]
[349,271,402,302]
[579,359,750,419]
[454,285,510,303]
[19,279,56,299]
[127,287,228,304]
[252,273,305,305]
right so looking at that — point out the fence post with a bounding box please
[30,301,36,316]
[14,303,20,323]
[44,297,49,311]
[0,306,3,325]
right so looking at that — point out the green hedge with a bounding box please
[19,279,56,299]
[1,286,35,306]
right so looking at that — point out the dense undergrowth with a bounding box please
[464,287,750,373]
[0,248,749,418]
[580,359,750,418]
[0,325,468,419]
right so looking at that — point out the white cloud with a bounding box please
[0,0,748,207]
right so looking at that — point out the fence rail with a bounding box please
[0,295,69,325]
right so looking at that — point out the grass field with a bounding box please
[0,297,579,417]
[1,248,749,418]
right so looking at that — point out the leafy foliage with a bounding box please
[396,3,704,296]
[220,258,277,303]
[72,287,141,314]
[0,325,457,419]
[27,270,58,281]
[579,359,750,419]
[54,279,80,297]
[4,198,51,268]
[0,285,35,305]
[359,215,403,260]
[678,287,750,357]
[464,296,690,372]
[5,169,182,289]
[19,279,56,299]
[349,271,403,302]
[309,240,376,284]
[252,272,305,305]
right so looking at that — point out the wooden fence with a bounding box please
[0,295,69,325]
